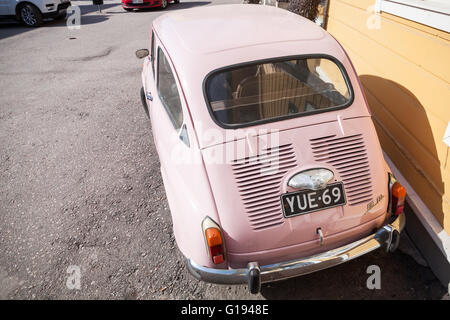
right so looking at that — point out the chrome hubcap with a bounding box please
[162,0,167,7]
[21,6,36,25]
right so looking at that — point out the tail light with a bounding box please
[202,217,226,265]
[389,174,406,215]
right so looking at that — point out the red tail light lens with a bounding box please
[205,227,225,264]
[390,180,406,215]
[202,217,226,265]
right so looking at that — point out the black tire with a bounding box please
[123,7,133,11]
[18,3,43,27]
[174,0,180,3]
[160,0,168,9]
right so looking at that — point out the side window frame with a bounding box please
[156,46,184,131]
[150,30,155,77]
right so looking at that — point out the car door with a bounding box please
[146,37,226,265]
[150,39,205,244]
[144,30,160,150]
[143,30,156,113]
[149,38,193,193]
[0,0,13,15]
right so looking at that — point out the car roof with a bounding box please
[153,4,326,54]
[152,5,366,147]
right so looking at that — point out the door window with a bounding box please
[157,48,183,130]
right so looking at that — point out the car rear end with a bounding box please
[187,53,406,293]
[122,0,161,10]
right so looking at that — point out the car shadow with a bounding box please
[359,74,448,285]
[75,1,121,15]
[0,20,27,39]
[261,74,447,299]
[260,245,447,299]
[359,75,446,228]
[0,1,210,40]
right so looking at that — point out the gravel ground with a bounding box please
[0,0,448,300]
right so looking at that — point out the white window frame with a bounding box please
[375,0,450,32]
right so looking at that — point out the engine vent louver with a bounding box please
[231,144,297,230]
[310,134,373,206]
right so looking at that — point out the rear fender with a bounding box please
[160,147,225,269]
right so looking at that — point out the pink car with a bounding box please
[136,4,406,293]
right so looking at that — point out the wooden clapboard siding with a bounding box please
[326,0,450,231]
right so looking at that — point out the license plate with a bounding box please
[281,182,346,218]
[132,0,143,3]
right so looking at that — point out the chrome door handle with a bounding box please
[146,92,153,101]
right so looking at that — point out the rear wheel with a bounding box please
[123,7,133,11]
[174,0,180,3]
[19,4,43,27]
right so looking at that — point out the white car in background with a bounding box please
[0,0,71,27]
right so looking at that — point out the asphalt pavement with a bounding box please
[0,0,448,299]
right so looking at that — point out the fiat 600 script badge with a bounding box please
[282,183,346,217]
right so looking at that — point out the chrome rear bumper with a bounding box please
[187,214,405,293]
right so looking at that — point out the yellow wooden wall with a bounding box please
[326,0,450,232]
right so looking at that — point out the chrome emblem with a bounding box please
[288,168,334,190]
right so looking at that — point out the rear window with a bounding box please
[205,56,353,128]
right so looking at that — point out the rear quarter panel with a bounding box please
[160,148,223,269]
[146,32,224,269]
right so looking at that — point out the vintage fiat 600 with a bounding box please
[136,5,406,293]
